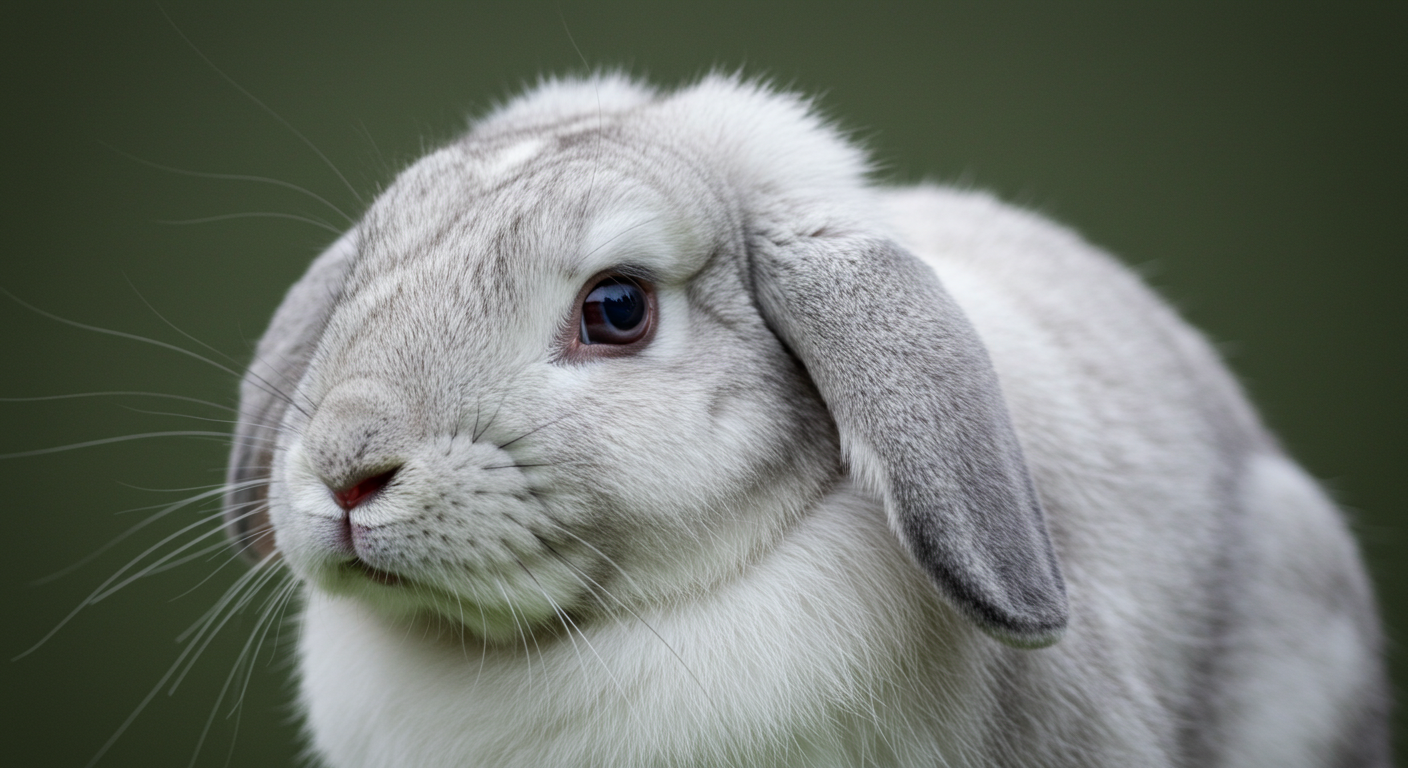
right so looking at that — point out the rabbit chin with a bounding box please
[304,559,582,644]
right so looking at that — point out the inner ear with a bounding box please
[749,232,1068,648]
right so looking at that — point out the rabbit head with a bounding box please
[224,75,1067,648]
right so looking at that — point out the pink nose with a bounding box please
[330,468,399,511]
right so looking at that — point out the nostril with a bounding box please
[330,466,400,511]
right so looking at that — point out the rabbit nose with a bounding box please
[329,466,400,511]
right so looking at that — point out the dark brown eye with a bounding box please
[580,278,650,345]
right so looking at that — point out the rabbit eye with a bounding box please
[580,278,650,345]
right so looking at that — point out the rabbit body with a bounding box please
[227,76,1387,767]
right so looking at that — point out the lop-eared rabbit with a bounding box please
[225,75,1388,767]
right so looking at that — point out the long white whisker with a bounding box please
[31,480,260,585]
[512,557,644,730]
[13,503,268,660]
[224,577,299,727]
[169,557,287,695]
[156,212,341,235]
[116,480,237,494]
[79,551,279,768]
[0,431,245,461]
[124,277,254,375]
[538,536,714,707]
[0,391,237,412]
[123,280,324,424]
[91,506,268,604]
[141,539,239,579]
[468,583,491,697]
[118,406,275,429]
[495,578,534,691]
[100,142,355,224]
[167,519,273,599]
[186,571,296,767]
[0,286,307,416]
[160,9,365,206]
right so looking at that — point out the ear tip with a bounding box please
[956,581,1070,649]
[981,615,1068,649]
[910,530,1071,649]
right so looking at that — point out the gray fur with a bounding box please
[219,74,1389,768]
[749,231,1066,646]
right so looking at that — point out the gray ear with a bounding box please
[750,231,1067,648]
[224,231,359,563]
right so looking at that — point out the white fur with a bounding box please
[234,76,1385,767]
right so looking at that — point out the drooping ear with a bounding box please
[224,231,359,563]
[750,231,1068,648]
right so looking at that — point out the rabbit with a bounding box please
[223,73,1389,768]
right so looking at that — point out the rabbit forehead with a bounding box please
[357,130,727,276]
[298,140,726,408]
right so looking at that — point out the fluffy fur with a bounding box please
[224,74,1388,767]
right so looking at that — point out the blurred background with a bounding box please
[2,3,1403,765]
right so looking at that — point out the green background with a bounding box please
[3,3,1403,765]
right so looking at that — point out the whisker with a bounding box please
[495,414,569,450]
[0,391,237,412]
[118,406,260,428]
[219,580,301,768]
[229,525,278,566]
[116,480,236,494]
[510,555,644,727]
[541,523,650,598]
[537,536,715,707]
[13,503,268,660]
[0,287,307,417]
[122,278,315,419]
[451,585,470,661]
[168,517,274,600]
[556,12,603,220]
[123,277,247,373]
[265,574,300,666]
[142,539,239,579]
[80,551,281,768]
[100,142,355,224]
[156,212,342,235]
[160,9,366,206]
[495,578,534,691]
[31,481,259,585]
[473,388,514,442]
[121,283,316,450]
[467,583,491,696]
[90,506,268,604]
[0,430,240,461]
[224,576,298,718]
[169,555,288,694]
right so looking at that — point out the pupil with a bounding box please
[601,284,644,329]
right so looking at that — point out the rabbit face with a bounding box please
[234,76,1067,651]
[267,134,839,642]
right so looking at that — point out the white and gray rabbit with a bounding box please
[224,74,1389,767]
